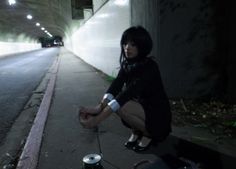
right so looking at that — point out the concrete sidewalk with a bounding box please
[34,48,235,169]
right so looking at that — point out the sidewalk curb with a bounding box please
[16,55,60,169]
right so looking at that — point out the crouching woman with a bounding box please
[79,26,172,152]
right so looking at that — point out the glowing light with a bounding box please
[48,33,53,37]
[41,27,45,30]
[36,22,40,26]
[114,0,128,6]
[8,0,16,5]
[26,14,33,20]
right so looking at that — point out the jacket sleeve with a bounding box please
[106,68,126,97]
[115,66,155,107]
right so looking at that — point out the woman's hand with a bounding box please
[79,104,102,115]
[79,105,114,129]
[79,105,102,129]
[79,113,99,129]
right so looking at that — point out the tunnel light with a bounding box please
[41,27,45,30]
[36,22,40,26]
[8,0,16,5]
[47,32,53,37]
[26,14,33,20]
[114,0,128,6]
[44,30,53,37]
[47,33,53,38]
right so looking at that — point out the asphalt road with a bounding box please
[0,47,58,145]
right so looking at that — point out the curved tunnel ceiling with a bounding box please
[0,0,74,39]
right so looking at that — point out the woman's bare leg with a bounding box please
[117,100,150,137]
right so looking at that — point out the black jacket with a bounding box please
[107,57,172,141]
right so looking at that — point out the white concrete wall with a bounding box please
[93,0,108,12]
[64,0,130,76]
[0,42,41,58]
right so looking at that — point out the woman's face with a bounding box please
[123,41,138,59]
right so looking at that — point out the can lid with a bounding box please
[83,154,101,164]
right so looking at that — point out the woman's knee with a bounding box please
[117,101,132,118]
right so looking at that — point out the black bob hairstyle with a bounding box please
[119,26,153,64]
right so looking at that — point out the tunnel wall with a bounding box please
[93,0,109,12]
[0,33,41,57]
[0,42,41,57]
[227,0,236,102]
[64,0,130,76]
[131,0,232,101]
[130,0,159,61]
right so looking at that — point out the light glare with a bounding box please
[26,14,33,20]
[8,0,16,5]
[97,14,109,18]
[36,22,40,26]
[114,0,128,6]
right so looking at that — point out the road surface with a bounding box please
[0,48,58,145]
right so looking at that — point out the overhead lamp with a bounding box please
[41,27,45,30]
[36,22,40,26]
[26,14,33,20]
[47,32,53,37]
[8,0,16,5]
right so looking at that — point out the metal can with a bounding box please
[82,154,103,169]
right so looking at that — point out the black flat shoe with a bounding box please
[133,141,152,152]
[124,140,138,149]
